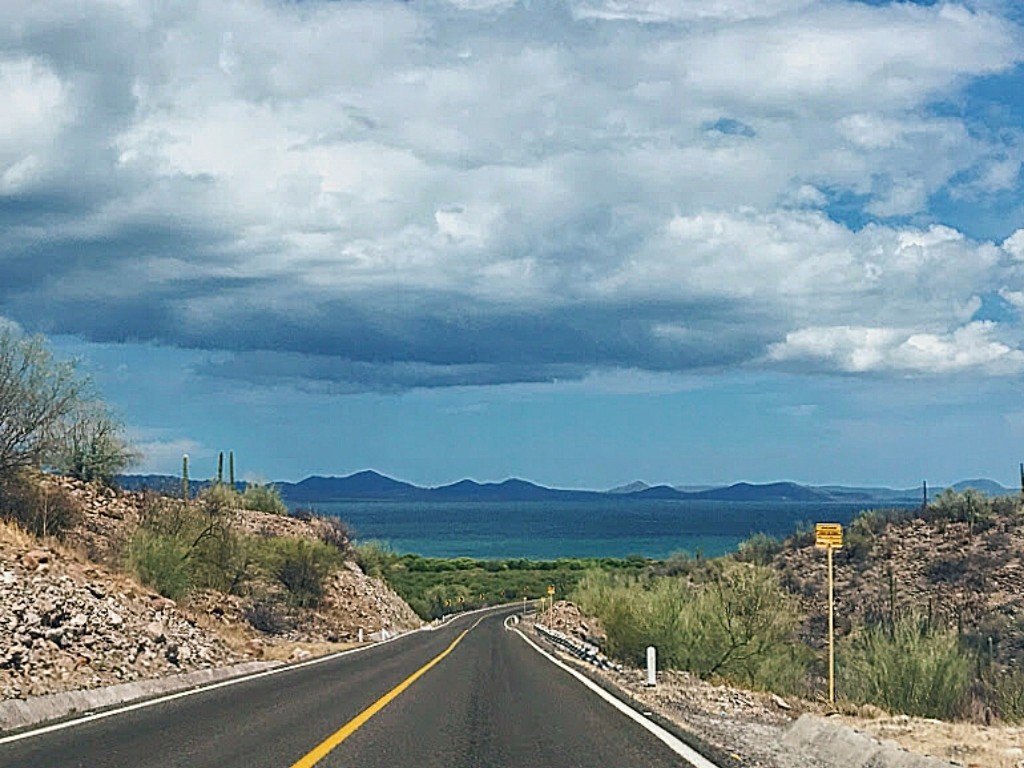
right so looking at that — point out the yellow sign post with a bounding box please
[815,523,843,705]
[547,585,555,623]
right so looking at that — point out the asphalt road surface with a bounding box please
[0,607,696,767]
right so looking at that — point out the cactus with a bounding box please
[229,451,235,488]
[217,451,224,484]
[887,567,897,629]
[1019,462,1023,497]
[922,480,928,510]
[182,454,190,501]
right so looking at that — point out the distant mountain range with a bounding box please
[116,471,1013,505]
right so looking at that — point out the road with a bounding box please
[0,607,698,767]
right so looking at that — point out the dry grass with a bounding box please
[262,640,355,662]
[185,609,262,657]
[844,715,1024,768]
[0,517,37,550]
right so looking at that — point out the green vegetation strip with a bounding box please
[355,543,656,621]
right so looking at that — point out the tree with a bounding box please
[0,330,83,477]
[54,400,138,484]
[0,329,137,485]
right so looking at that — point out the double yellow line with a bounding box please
[290,616,485,768]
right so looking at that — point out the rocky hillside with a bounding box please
[0,475,421,701]
[770,498,1024,664]
[0,522,244,699]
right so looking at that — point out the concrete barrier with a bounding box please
[0,661,279,733]
[780,714,956,768]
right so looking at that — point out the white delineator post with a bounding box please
[358,628,364,643]
[646,646,657,687]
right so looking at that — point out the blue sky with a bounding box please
[2,0,1024,488]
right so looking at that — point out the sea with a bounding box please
[305,499,886,560]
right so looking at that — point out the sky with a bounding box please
[2,0,1024,489]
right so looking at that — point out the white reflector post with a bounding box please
[646,646,656,687]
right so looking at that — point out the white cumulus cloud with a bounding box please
[768,322,1024,375]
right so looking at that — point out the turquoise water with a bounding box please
[304,499,878,559]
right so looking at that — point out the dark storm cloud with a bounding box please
[1,0,1023,387]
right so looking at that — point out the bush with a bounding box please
[928,489,995,533]
[317,516,351,555]
[0,472,81,538]
[127,529,193,600]
[354,540,397,578]
[200,483,242,513]
[244,598,292,634]
[990,668,1024,723]
[422,583,474,619]
[734,533,782,566]
[192,526,253,594]
[839,616,973,719]
[575,564,810,695]
[241,483,288,515]
[269,539,339,608]
[130,496,243,597]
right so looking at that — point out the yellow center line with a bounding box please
[289,615,487,768]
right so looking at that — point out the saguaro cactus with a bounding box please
[229,451,235,487]
[217,451,224,484]
[182,454,190,501]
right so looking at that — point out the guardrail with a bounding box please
[534,623,623,672]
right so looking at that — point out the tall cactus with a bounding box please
[229,451,235,488]
[1019,462,1023,497]
[182,454,190,501]
[922,480,928,510]
[217,451,224,484]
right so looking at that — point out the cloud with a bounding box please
[0,58,69,192]
[0,316,22,335]
[768,322,1024,375]
[0,0,1021,391]
[569,0,814,23]
[126,429,212,474]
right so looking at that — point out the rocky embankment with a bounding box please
[0,476,421,702]
[0,525,244,699]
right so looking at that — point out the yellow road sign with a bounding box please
[815,522,843,549]
[815,522,842,706]
[547,585,555,596]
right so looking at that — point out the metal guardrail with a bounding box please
[534,623,623,672]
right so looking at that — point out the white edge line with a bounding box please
[0,603,515,746]
[512,627,722,768]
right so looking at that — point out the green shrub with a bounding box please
[422,583,474,619]
[734,533,782,566]
[241,483,288,515]
[927,489,995,533]
[839,616,973,719]
[575,564,810,695]
[268,539,339,608]
[127,529,193,600]
[131,495,249,597]
[200,483,242,513]
[191,526,253,594]
[990,667,1024,723]
[354,540,398,578]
